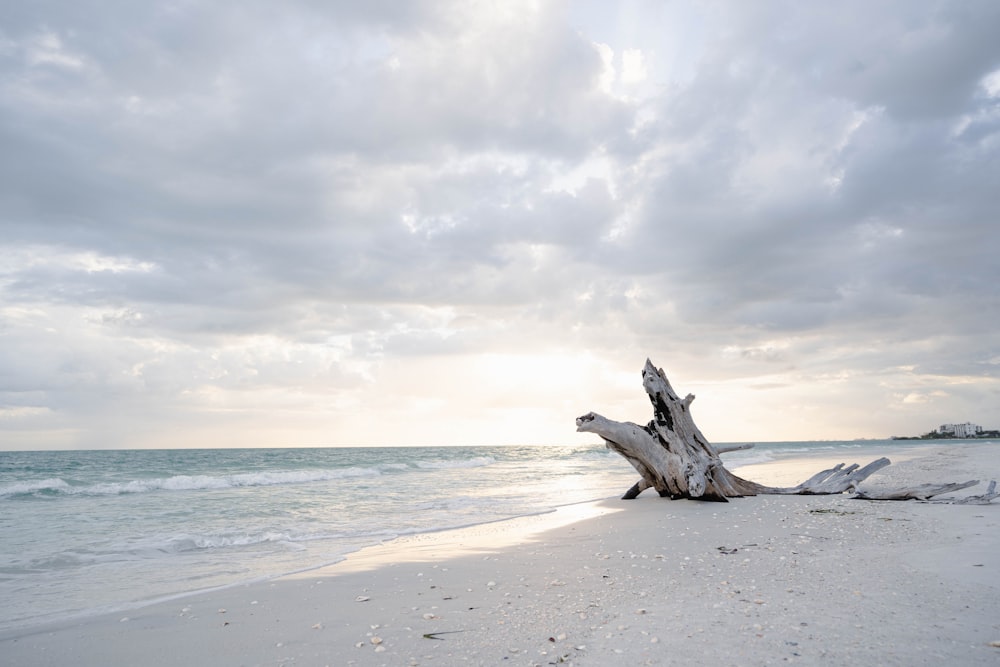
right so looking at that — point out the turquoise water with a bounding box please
[0,440,949,632]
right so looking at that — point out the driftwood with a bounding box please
[855,479,999,504]
[577,359,996,503]
[852,481,979,501]
[953,480,999,504]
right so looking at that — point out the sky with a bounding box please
[1,1,999,450]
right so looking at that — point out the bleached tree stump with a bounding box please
[576,359,994,503]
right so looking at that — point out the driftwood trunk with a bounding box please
[577,359,994,503]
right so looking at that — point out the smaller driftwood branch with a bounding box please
[776,458,892,495]
[954,480,999,505]
[853,479,987,502]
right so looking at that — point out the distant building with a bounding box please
[938,422,983,438]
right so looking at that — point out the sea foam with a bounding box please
[1,467,384,498]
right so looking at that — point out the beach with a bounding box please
[2,442,998,666]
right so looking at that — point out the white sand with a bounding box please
[3,443,999,666]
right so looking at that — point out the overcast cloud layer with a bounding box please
[2,1,999,449]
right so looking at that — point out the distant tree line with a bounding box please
[893,429,1000,440]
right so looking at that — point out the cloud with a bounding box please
[1,0,999,448]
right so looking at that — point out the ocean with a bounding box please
[0,439,943,633]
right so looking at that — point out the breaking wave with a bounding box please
[0,467,382,498]
[414,456,496,470]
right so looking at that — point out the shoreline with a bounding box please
[4,443,998,665]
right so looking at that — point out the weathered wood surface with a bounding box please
[852,480,980,501]
[855,479,999,503]
[954,480,999,504]
[577,359,997,503]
